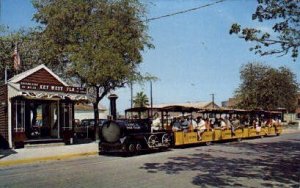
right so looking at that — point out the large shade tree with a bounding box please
[234,62,299,112]
[32,0,153,139]
[230,0,300,61]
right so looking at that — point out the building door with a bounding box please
[60,102,73,142]
[23,100,60,139]
[12,99,26,144]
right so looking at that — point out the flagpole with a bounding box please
[13,41,21,75]
[4,65,7,84]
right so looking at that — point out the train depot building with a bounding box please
[0,65,87,149]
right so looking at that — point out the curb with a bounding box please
[0,151,98,167]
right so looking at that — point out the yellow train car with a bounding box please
[248,128,258,137]
[173,125,283,146]
[202,131,214,145]
[165,107,284,147]
[242,128,249,138]
[213,129,222,141]
[173,130,214,146]
[260,127,268,136]
[221,129,232,140]
[234,128,243,138]
[276,125,283,135]
[127,106,284,148]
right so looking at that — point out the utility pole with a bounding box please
[130,82,133,108]
[150,80,153,117]
[210,93,215,109]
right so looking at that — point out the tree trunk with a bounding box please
[93,102,99,141]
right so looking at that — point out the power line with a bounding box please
[145,0,226,22]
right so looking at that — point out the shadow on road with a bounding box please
[0,149,17,160]
[100,148,172,158]
[140,139,300,187]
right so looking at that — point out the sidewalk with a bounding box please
[0,142,98,167]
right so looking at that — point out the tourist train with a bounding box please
[98,105,283,154]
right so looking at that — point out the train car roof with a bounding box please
[197,108,247,113]
[125,107,162,113]
[161,105,201,112]
[125,106,282,115]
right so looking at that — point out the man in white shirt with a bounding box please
[151,117,161,133]
[220,118,227,130]
[196,117,206,140]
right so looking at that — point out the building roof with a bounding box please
[74,103,107,111]
[6,64,87,101]
[8,64,68,86]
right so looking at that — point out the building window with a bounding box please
[14,100,25,132]
[297,113,300,119]
[61,103,73,130]
[298,99,300,106]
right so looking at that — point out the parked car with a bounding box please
[74,119,107,138]
[80,119,106,127]
[74,119,81,127]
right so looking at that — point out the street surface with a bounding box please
[0,133,299,188]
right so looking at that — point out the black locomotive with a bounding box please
[99,119,171,153]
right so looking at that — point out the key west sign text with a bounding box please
[20,82,86,94]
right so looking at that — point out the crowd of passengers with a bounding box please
[152,115,281,140]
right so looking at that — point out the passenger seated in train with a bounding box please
[231,117,241,129]
[230,117,240,136]
[204,118,212,130]
[181,117,189,130]
[151,115,161,133]
[220,118,228,130]
[171,117,181,131]
[213,118,221,128]
[254,118,261,134]
[263,118,272,128]
[225,117,232,129]
[196,116,206,140]
[240,116,250,128]
[274,117,281,131]
[189,117,197,131]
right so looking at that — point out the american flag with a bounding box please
[13,43,21,71]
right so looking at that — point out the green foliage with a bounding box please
[32,0,153,99]
[235,62,299,111]
[0,28,41,83]
[133,91,149,107]
[230,0,300,61]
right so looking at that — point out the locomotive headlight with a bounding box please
[102,121,121,143]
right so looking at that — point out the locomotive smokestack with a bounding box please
[108,93,118,120]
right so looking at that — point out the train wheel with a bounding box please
[99,148,105,154]
[162,134,171,147]
[136,143,142,152]
[237,138,242,142]
[205,141,212,146]
[127,143,136,153]
[148,135,159,148]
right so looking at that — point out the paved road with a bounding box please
[0,133,299,188]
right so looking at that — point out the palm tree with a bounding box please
[133,92,149,108]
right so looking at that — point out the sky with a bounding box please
[1,0,299,114]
